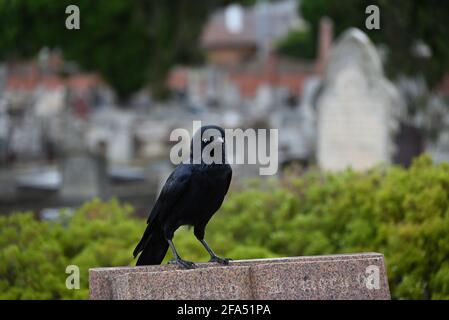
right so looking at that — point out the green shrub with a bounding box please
[0,198,140,299]
[0,154,448,299]
[191,154,449,299]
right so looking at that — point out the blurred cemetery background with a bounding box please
[0,0,447,217]
[1,0,449,300]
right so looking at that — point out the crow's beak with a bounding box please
[217,137,224,144]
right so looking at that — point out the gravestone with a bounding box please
[106,112,134,164]
[59,152,108,201]
[0,99,9,163]
[316,28,402,171]
[89,253,390,300]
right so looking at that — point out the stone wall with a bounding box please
[89,253,390,300]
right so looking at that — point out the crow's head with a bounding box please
[191,125,226,165]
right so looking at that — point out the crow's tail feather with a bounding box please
[134,220,168,266]
[133,222,152,258]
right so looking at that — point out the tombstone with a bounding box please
[221,79,241,108]
[88,110,135,164]
[59,152,108,201]
[34,87,66,117]
[0,98,9,163]
[300,76,322,153]
[107,114,134,164]
[187,69,206,111]
[254,85,274,115]
[316,28,401,171]
[271,106,308,164]
[89,253,391,300]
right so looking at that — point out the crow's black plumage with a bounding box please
[133,125,232,268]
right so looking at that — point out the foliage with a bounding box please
[276,27,315,60]
[278,0,449,87]
[0,199,139,299]
[0,0,251,99]
[1,155,449,299]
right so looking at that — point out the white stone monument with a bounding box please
[317,28,402,171]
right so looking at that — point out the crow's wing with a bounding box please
[133,167,191,259]
[147,165,192,224]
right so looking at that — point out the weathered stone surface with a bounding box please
[316,28,402,171]
[89,253,390,300]
[59,153,107,200]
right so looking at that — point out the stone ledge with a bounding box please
[89,253,390,300]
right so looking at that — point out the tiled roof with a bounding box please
[201,0,301,49]
[201,10,257,48]
[5,60,104,92]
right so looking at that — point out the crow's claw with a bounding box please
[209,256,230,265]
[168,259,196,269]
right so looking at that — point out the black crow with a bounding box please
[133,125,232,269]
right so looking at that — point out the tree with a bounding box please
[0,0,250,100]
[279,0,449,87]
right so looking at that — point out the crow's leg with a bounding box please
[194,226,229,265]
[200,239,230,265]
[167,239,196,269]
